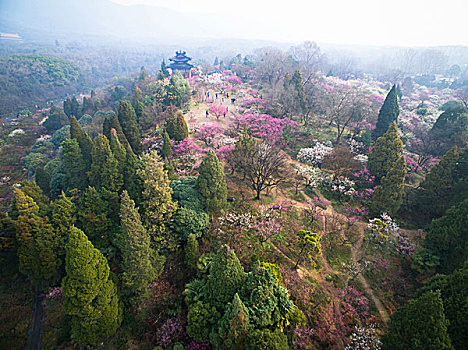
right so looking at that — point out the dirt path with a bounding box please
[25,289,45,350]
[351,225,390,322]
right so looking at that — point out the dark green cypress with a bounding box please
[382,290,453,350]
[117,191,163,306]
[70,116,93,171]
[196,150,227,214]
[62,138,88,191]
[89,134,122,192]
[367,121,403,183]
[161,130,172,159]
[165,107,188,141]
[62,226,122,345]
[117,101,142,154]
[372,85,400,140]
[372,156,406,216]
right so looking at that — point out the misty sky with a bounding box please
[111,0,468,46]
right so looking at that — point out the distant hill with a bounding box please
[0,54,85,115]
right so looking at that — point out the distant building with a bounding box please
[168,50,194,79]
[0,33,23,42]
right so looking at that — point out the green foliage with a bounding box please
[0,55,83,115]
[430,103,468,156]
[70,116,93,170]
[367,121,403,183]
[372,156,406,216]
[372,85,400,140]
[173,207,209,240]
[117,101,142,154]
[139,151,178,251]
[295,230,322,268]
[204,246,246,307]
[89,134,122,192]
[185,233,199,269]
[419,264,468,349]
[240,263,294,329]
[186,301,220,342]
[9,181,50,219]
[43,105,69,132]
[161,130,172,158]
[382,290,453,350]
[23,152,48,173]
[424,199,468,274]
[77,186,120,250]
[170,176,204,212]
[62,226,122,345]
[211,293,251,348]
[14,189,61,289]
[51,125,70,147]
[117,191,163,306]
[413,146,459,222]
[51,192,76,257]
[0,213,18,277]
[197,150,227,214]
[165,107,189,141]
[245,328,289,350]
[62,138,88,191]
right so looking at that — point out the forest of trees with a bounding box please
[0,31,467,350]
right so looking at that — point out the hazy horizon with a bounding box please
[110,0,468,47]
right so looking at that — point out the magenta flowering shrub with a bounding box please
[232,113,298,143]
[215,144,234,160]
[171,139,207,175]
[196,124,224,146]
[226,75,242,85]
[155,315,184,348]
[208,104,226,118]
[338,286,370,322]
[240,98,264,109]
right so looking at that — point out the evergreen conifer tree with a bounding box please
[70,116,93,170]
[213,293,250,349]
[185,233,199,269]
[118,191,163,306]
[161,130,172,159]
[70,96,80,118]
[109,129,127,178]
[161,59,170,77]
[63,226,122,345]
[89,134,122,192]
[62,138,88,191]
[367,121,403,183]
[51,192,76,257]
[139,151,178,251]
[372,85,400,140]
[9,181,50,219]
[63,97,72,117]
[204,245,246,307]
[77,186,120,249]
[196,150,227,214]
[35,166,51,196]
[417,146,459,220]
[165,108,188,141]
[14,189,61,289]
[372,156,406,216]
[382,290,453,350]
[117,101,142,154]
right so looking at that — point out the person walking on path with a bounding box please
[206,109,209,118]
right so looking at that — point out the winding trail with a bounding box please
[25,289,45,350]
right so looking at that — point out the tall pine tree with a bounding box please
[117,101,142,154]
[139,151,178,251]
[62,138,88,191]
[165,107,188,141]
[117,191,163,306]
[372,156,406,216]
[89,134,122,192]
[372,84,400,140]
[63,226,122,345]
[382,290,453,350]
[367,121,403,183]
[70,116,93,171]
[14,188,61,289]
[197,150,227,214]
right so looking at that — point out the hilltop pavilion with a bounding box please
[168,50,194,78]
